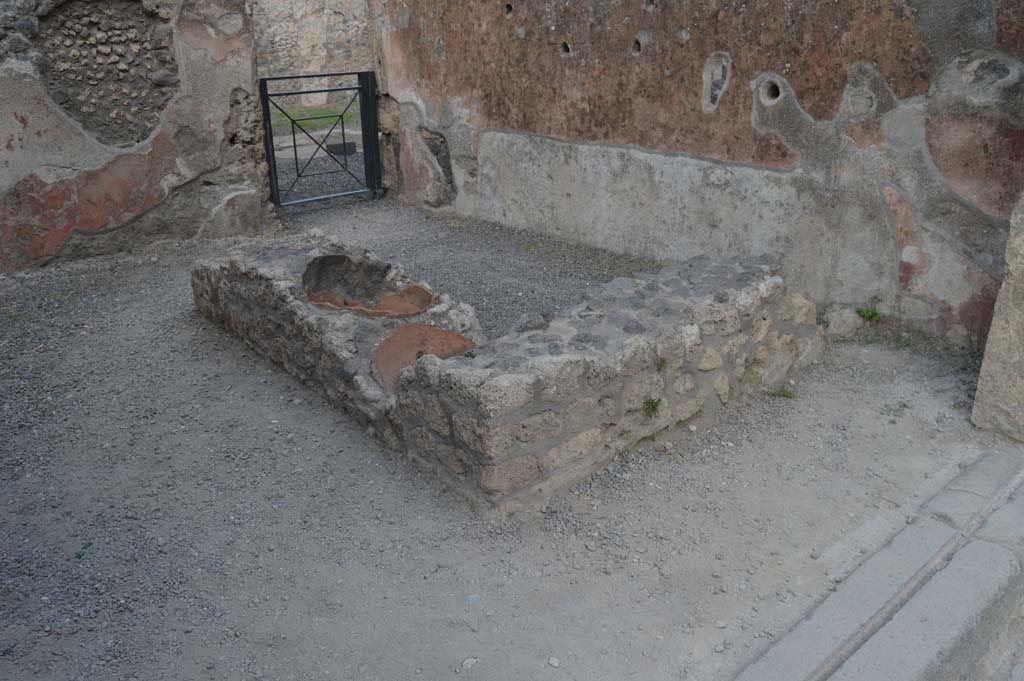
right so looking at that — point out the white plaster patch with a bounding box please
[901,245,922,266]
[701,52,732,113]
[216,13,245,37]
[34,166,84,184]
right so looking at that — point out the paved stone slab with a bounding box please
[830,539,1023,681]
[735,518,955,681]
[1013,656,1024,681]
[923,488,990,529]
[977,491,1024,551]
[944,449,1024,499]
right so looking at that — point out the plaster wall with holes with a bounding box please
[367,0,1024,346]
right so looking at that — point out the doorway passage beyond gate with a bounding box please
[258,71,383,208]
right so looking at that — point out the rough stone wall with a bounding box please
[251,0,373,81]
[190,233,485,443]
[0,0,272,272]
[192,236,824,513]
[369,0,1024,346]
[33,0,180,146]
[395,260,823,513]
[973,194,1024,442]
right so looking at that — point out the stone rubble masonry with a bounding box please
[192,235,824,514]
[0,0,273,272]
[824,305,866,340]
[190,232,483,443]
[252,0,373,87]
[33,0,179,146]
[973,194,1024,442]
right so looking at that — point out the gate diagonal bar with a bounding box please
[258,71,383,208]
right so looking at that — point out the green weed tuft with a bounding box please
[643,398,662,418]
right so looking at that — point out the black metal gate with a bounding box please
[258,71,382,207]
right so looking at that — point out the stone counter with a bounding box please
[193,236,824,514]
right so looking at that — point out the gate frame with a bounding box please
[258,71,383,208]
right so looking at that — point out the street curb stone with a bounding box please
[734,448,1024,681]
[734,518,956,681]
[830,539,1023,681]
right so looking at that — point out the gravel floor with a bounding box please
[0,213,1008,680]
[280,199,662,338]
[273,152,369,205]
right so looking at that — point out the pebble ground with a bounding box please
[0,206,999,680]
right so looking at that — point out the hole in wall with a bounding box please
[760,79,782,106]
[504,3,513,17]
[971,57,1012,85]
[559,42,571,57]
[632,31,652,57]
